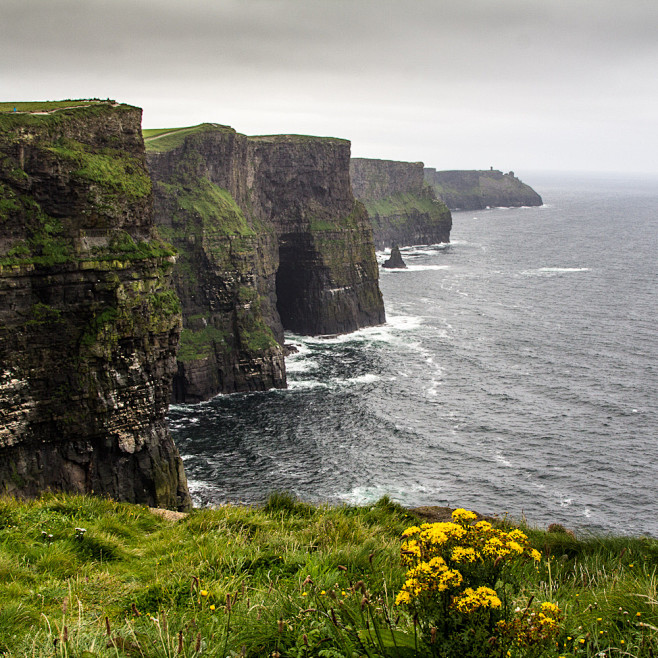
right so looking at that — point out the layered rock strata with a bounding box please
[0,102,190,510]
[423,168,543,210]
[350,158,452,249]
[146,126,384,402]
[146,125,285,402]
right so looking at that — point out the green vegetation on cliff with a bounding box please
[178,179,257,238]
[0,99,109,113]
[364,191,448,226]
[0,493,656,656]
[48,137,152,199]
[143,124,233,153]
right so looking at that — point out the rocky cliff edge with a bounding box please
[0,101,190,510]
[423,168,543,210]
[350,158,452,249]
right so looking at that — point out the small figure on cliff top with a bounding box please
[382,244,407,269]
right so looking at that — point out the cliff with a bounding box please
[146,126,384,402]
[350,158,452,249]
[423,168,543,210]
[0,101,190,510]
[145,125,285,402]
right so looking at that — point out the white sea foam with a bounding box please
[287,379,329,391]
[381,264,450,272]
[337,483,429,506]
[537,267,590,273]
[284,352,318,373]
[334,373,380,386]
[495,453,512,467]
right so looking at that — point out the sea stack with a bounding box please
[0,101,190,510]
[382,245,407,269]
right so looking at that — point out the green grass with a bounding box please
[0,99,111,113]
[178,325,230,362]
[0,494,656,656]
[47,137,151,199]
[364,192,450,223]
[143,124,233,153]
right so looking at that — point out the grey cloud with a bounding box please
[2,0,657,173]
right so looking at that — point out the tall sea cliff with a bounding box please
[423,168,543,210]
[0,102,190,510]
[350,158,452,249]
[146,126,385,403]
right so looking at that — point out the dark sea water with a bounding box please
[170,172,658,536]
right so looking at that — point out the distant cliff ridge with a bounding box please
[0,102,190,510]
[423,168,543,210]
[146,126,385,403]
[350,158,452,249]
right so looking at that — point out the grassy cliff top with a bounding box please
[0,99,119,113]
[143,123,234,153]
[249,133,349,145]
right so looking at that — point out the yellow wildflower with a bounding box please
[452,586,501,613]
[452,546,478,563]
[452,508,477,524]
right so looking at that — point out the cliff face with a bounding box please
[146,126,285,403]
[423,169,543,210]
[147,127,384,402]
[0,102,190,510]
[350,158,452,249]
[248,136,385,335]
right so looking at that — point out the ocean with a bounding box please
[169,172,658,536]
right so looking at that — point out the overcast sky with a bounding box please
[3,0,657,174]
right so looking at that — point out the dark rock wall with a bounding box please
[350,158,452,249]
[0,103,190,510]
[249,136,385,335]
[147,126,285,403]
[423,168,543,210]
[147,128,385,402]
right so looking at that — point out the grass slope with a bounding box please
[0,494,656,656]
[143,124,233,153]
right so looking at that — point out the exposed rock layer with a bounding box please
[146,125,285,402]
[0,102,190,510]
[146,127,385,402]
[350,158,452,249]
[423,169,543,210]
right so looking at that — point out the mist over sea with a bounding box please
[170,172,658,536]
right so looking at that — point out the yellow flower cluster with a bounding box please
[396,509,542,609]
[452,586,501,613]
[395,556,463,604]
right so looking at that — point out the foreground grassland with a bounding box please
[0,494,656,657]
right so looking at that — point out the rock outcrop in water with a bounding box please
[350,158,452,249]
[0,101,191,510]
[146,125,385,402]
[382,245,407,269]
[423,168,543,210]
